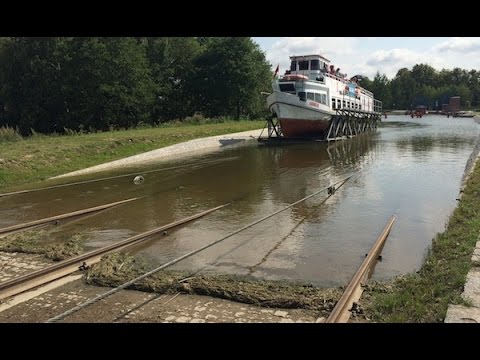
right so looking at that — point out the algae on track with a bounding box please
[86,252,342,315]
[0,229,86,261]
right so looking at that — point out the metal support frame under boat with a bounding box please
[258,109,381,143]
[257,114,283,141]
[325,109,380,142]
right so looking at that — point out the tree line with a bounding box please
[361,64,480,110]
[0,37,272,135]
[1,38,477,136]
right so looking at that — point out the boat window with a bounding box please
[299,60,309,71]
[322,94,326,104]
[359,104,362,110]
[307,92,314,100]
[314,93,322,103]
[332,99,336,109]
[343,100,346,108]
[298,92,306,101]
[279,83,296,93]
[290,60,297,71]
[310,60,320,70]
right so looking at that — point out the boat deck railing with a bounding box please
[374,99,383,114]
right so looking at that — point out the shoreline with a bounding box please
[50,129,263,179]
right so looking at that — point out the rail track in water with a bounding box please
[0,174,394,323]
[0,204,229,303]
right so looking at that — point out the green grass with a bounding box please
[0,120,264,191]
[0,126,22,143]
[364,159,480,322]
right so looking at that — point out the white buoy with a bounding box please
[133,175,144,185]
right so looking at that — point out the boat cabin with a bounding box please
[286,54,331,82]
[272,53,380,114]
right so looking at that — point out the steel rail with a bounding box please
[0,203,229,301]
[47,176,354,323]
[325,215,396,323]
[0,157,232,198]
[0,197,139,236]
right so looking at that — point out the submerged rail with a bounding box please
[0,197,139,236]
[0,203,229,301]
[325,215,396,323]
[47,175,354,322]
[0,157,231,198]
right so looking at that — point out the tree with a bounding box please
[0,37,67,134]
[411,64,438,87]
[0,37,156,134]
[369,72,392,109]
[390,68,417,109]
[145,37,202,122]
[192,37,271,119]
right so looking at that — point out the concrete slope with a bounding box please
[51,129,263,179]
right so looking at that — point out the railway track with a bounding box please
[0,204,229,302]
[325,215,396,323]
[45,177,353,323]
[1,175,389,323]
[0,197,139,237]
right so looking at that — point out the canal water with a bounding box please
[1,115,479,286]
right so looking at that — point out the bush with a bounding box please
[183,112,206,124]
[0,126,22,142]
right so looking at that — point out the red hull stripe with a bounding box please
[279,118,330,138]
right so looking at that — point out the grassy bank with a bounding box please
[0,120,264,191]
[362,158,480,322]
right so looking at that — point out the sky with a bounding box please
[252,37,480,80]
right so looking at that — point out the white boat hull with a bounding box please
[267,91,334,138]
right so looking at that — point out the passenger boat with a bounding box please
[266,54,382,138]
[454,111,475,118]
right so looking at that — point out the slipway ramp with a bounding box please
[51,129,262,179]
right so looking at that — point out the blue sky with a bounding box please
[252,37,480,79]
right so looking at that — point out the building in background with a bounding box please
[448,96,461,114]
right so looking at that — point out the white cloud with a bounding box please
[434,37,480,53]
[264,37,357,77]
[366,48,421,66]
[258,37,480,80]
[273,37,356,57]
[363,48,433,78]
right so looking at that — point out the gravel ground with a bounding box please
[0,278,323,323]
